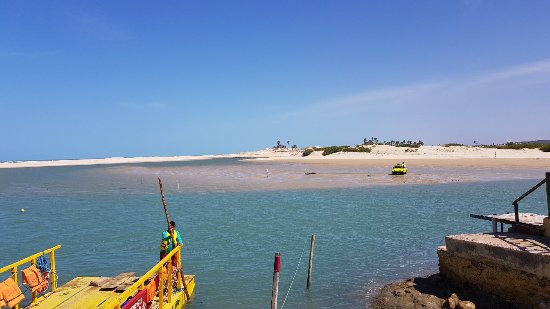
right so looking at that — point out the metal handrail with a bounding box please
[513,173,550,223]
[104,245,185,309]
[513,179,546,206]
[0,245,61,309]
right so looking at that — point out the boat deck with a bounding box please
[470,212,545,226]
[28,273,195,309]
[470,212,546,234]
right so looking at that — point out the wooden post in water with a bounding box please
[546,172,550,217]
[514,202,519,223]
[307,234,316,289]
[271,252,281,309]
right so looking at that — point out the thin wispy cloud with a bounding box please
[269,82,445,123]
[322,82,444,109]
[298,58,550,115]
[472,59,550,84]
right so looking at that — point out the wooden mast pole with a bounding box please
[158,177,190,300]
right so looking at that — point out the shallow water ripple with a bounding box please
[0,160,547,308]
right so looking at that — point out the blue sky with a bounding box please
[1,1,550,160]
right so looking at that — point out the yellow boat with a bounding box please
[0,245,194,309]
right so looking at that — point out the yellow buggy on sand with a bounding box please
[391,163,407,175]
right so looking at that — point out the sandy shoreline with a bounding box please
[1,146,550,169]
[0,155,217,168]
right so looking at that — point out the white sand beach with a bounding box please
[0,155,215,169]
[240,145,550,168]
[1,145,550,169]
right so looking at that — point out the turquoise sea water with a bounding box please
[0,159,547,308]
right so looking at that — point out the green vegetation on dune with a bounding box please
[301,146,371,156]
[362,137,424,148]
[322,146,371,156]
[496,142,546,150]
[395,143,421,148]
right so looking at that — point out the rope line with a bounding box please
[280,239,308,309]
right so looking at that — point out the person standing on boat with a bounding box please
[160,221,183,261]
[160,221,183,288]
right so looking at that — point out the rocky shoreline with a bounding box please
[372,273,526,309]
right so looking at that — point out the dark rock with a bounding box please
[372,273,529,309]
[457,300,475,309]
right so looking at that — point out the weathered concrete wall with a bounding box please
[438,246,550,306]
[444,234,550,278]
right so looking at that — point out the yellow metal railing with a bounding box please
[0,245,61,309]
[104,245,186,309]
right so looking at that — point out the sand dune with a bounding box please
[246,145,550,159]
[241,145,550,168]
